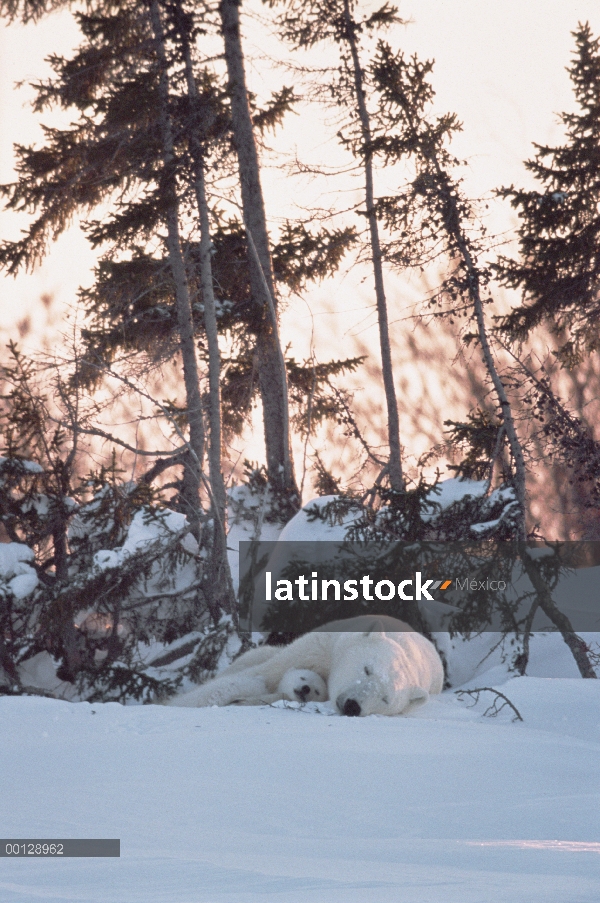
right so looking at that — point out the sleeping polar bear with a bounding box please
[230,668,327,706]
[170,664,325,707]
[170,615,443,716]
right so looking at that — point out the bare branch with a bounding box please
[455,687,523,722]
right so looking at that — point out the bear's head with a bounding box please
[329,622,429,717]
[277,668,327,703]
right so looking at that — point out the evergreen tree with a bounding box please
[362,40,526,523]
[273,0,405,490]
[0,0,243,617]
[173,0,234,615]
[0,1,208,533]
[495,23,600,365]
[0,0,358,513]
[365,39,595,676]
[0,345,211,699]
[148,0,207,543]
[219,0,299,505]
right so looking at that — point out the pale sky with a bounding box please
[2,1,599,338]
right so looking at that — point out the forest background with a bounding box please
[0,0,600,700]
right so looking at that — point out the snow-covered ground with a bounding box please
[2,485,600,901]
[2,630,600,903]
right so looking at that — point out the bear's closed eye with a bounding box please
[364,666,372,676]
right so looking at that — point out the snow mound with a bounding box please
[8,571,39,599]
[0,455,43,474]
[91,509,199,595]
[0,542,36,576]
[277,495,360,542]
[422,478,488,520]
[0,542,38,598]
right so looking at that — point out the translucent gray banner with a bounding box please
[0,840,120,857]
[239,540,600,634]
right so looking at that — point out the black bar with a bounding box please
[0,840,120,857]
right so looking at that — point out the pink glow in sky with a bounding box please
[1,1,599,344]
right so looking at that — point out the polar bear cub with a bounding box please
[276,668,327,703]
[170,664,326,707]
[229,668,327,706]
[169,615,443,716]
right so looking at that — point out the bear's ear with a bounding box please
[364,619,385,638]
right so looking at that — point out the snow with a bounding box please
[121,509,199,558]
[16,651,77,700]
[226,484,289,593]
[2,489,600,901]
[470,516,501,534]
[436,630,598,687]
[0,543,39,598]
[92,549,120,570]
[91,509,200,573]
[420,479,519,532]
[0,542,36,576]
[276,495,361,542]
[0,456,44,474]
[8,571,39,599]
[421,478,488,520]
[88,509,200,602]
[2,653,600,903]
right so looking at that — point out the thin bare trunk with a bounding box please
[180,27,237,619]
[462,251,526,521]
[342,0,403,491]
[457,231,595,675]
[218,0,298,506]
[0,634,18,687]
[515,596,539,675]
[427,152,527,533]
[149,0,205,539]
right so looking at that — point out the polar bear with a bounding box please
[169,615,443,716]
[170,657,326,707]
[229,668,327,706]
[276,668,327,703]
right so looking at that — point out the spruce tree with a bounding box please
[365,39,595,676]
[273,0,405,490]
[364,40,527,521]
[219,0,300,505]
[0,345,223,698]
[0,0,358,513]
[495,23,600,365]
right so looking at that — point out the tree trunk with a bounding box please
[54,468,85,677]
[148,0,205,540]
[218,0,299,507]
[180,20,238,621]
[519,545,596,678]
[0,634,18,687]
[433,163,527,532]
[342,0,403,491]
[424,148,595,677]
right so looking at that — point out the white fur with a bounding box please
[276,668,327,702]
[227,668,327,706]
[169,615,443,716]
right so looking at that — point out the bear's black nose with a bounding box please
[295,684,311,700]
[343,698,361,717]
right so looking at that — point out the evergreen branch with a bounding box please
[73,425,187,458]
